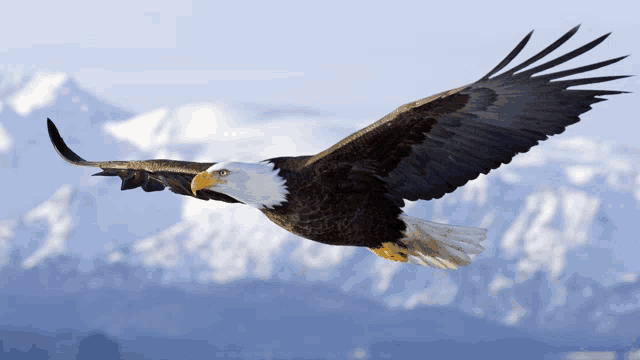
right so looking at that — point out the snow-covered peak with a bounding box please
[0,122,13,153]
[9,72,68,117]
[23,184,73,268]
[102,108,170,152]
[102,102,330,164]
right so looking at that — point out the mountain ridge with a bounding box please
[0,71,638,357]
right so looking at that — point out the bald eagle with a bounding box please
[48,26,628,269]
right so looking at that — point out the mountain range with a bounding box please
[0,70,638,359]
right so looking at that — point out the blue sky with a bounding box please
[1,0,638,144]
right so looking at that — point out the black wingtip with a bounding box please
[47,118,87,164]
[46,118,57,139]
[565,24,581,41]
[480,29,534,81]
[92,170,117,176]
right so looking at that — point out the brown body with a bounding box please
[261,157,407,249]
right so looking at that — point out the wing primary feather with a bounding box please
[47,118,92,166]
[551,75,631,87]
[568,89,631,96]
[92,170,118,176]
[534,55,629,81]
[516,32,612,78]
[480,30,533,81]
[502,25,581,76]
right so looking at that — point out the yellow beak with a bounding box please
[191,172,219,195]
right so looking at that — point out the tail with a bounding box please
[369,215,486,269]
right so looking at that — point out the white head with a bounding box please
[190,161,288,209]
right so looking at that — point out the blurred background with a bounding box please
[1,1,639,359]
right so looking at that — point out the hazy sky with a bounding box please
[2,0,638,144]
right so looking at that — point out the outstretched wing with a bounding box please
[47,119,241,204]
[304,25,630,203]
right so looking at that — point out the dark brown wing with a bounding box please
[304,25,630,203]
[47,119,241,204]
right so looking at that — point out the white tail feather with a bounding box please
[400,215,487,269]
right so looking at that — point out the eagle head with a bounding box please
[191,161,288,209]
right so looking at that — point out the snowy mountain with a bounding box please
[1,71,639,359]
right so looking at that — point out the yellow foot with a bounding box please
[369,242,409,262]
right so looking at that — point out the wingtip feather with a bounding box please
[47,118,88,164]
[480,30,533,80]
[569,24,581,35]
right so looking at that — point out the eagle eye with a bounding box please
[218,169,229,176]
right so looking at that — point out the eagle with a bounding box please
[47,26,628,269]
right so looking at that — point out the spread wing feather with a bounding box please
[47,119,241,204]
[305,25,630,203]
